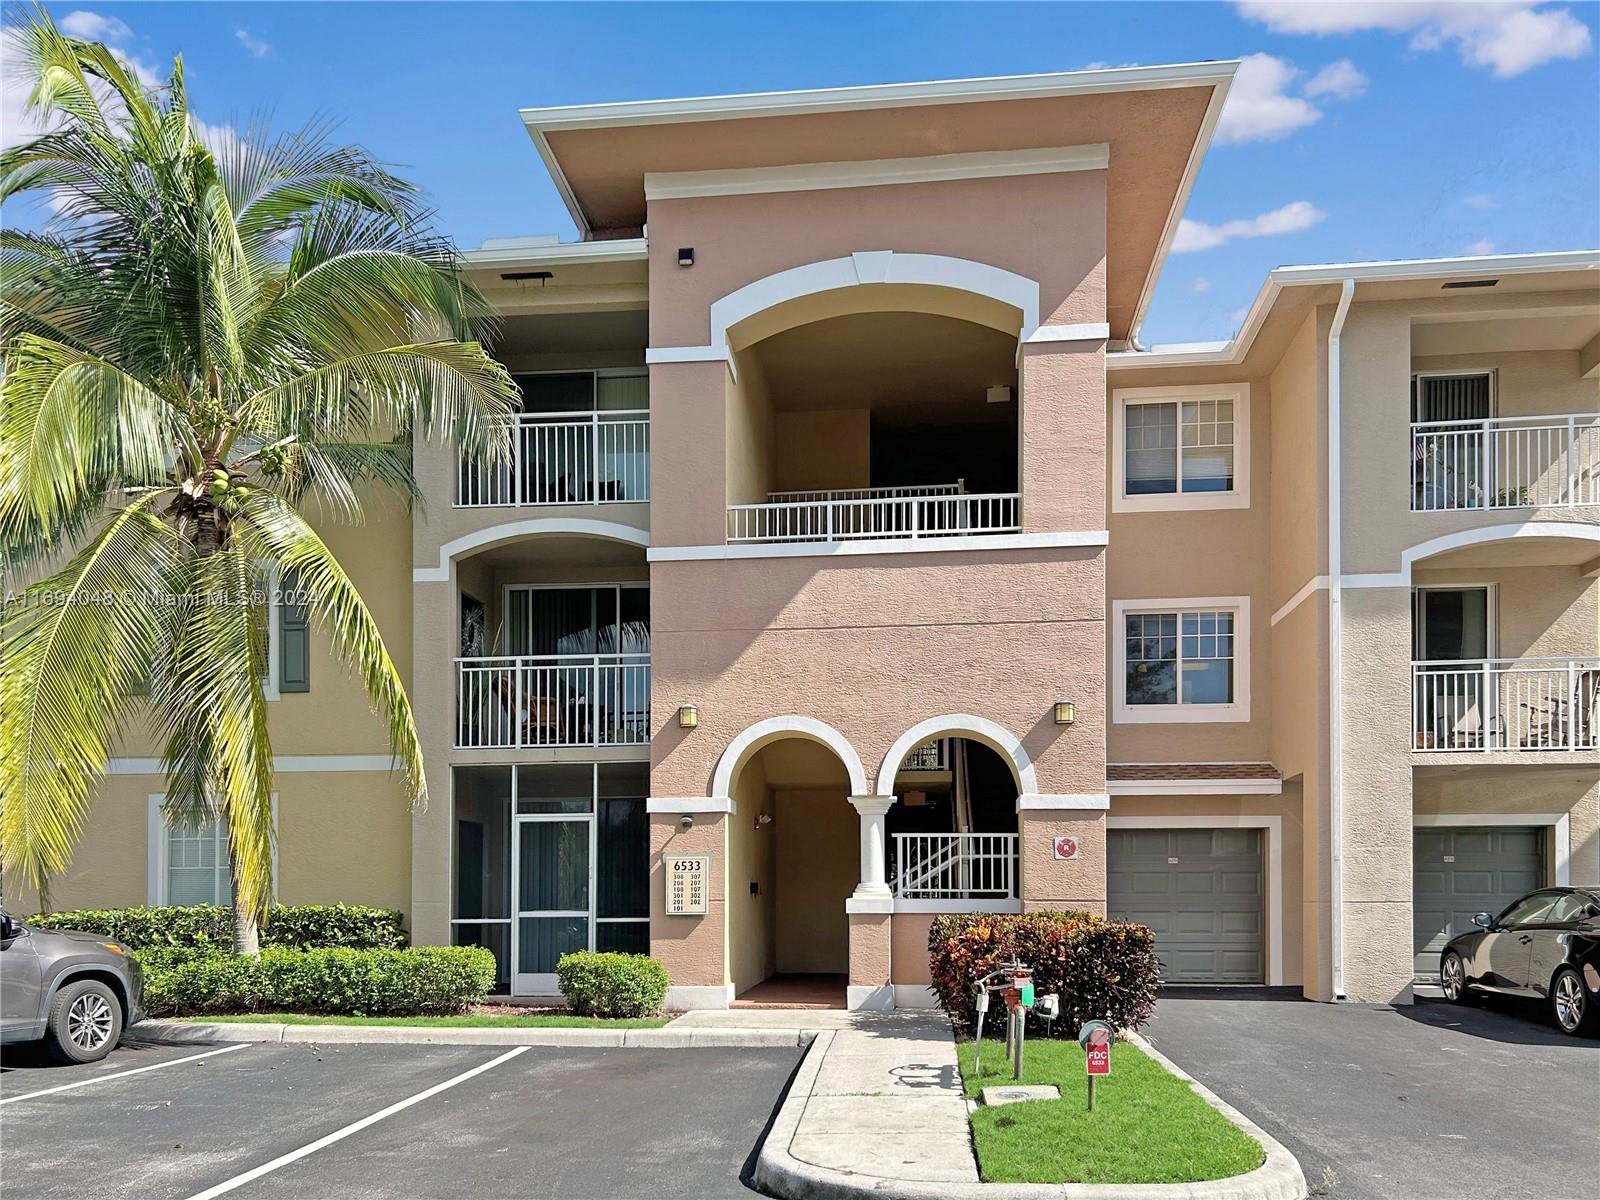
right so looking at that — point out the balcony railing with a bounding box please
[456,653,650,749]
[728,486,1019,544]
[891,833,1018,900]
[1411,414,1599,511]
[1413,657,1600,752]
[458,410,649,507]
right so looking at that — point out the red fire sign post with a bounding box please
[1078,1019,1113,1111]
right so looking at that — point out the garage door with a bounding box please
[1107,828,1264,984]
[1413,826,1544,979]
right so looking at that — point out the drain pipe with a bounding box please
[1327,278,1355,1001]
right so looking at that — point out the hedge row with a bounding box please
[556,951,669,1018]
[137,946,497,1016]
[33,904,408,951]
[927,910,1161,1036]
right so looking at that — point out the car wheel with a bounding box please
[46,979,123,1064]
[1440,952,1471,1004]
[1551,968,1598,1037]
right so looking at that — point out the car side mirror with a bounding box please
[1473,912,1493,929]
[0,915,20,941]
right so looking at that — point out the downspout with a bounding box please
[1327,278,1355,1001]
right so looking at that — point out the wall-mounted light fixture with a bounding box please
[677,247,695,267]
[1053,700,1076,726]
[756,812,773,829]
[677,704,699,729]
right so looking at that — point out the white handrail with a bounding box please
[728,491,1019,544]
[456,652,650,749]
[1411,413,1599,511]
[1412,656,1600,752]
[891,833,1017,900]
[767,481,965,502]
[458,410,650,507]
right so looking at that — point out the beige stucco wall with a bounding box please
[773,409,871,493]
[890,913,936,986]
[774,789,854,974]
[725,752,776,992]
[725,350,773,508]
[648,810,727,988]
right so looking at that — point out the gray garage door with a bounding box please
[1108,828,1264,984]
[1413,826,1544,979]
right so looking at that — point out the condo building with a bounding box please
[23,63,1599,1008]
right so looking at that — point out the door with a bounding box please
[1413,587,1492,748]
[0,921,44,1036]
[1527,892,1597,998]
[1481,891,1561,993]
[1413,826,1544,979]
[1107,828,1264,984]
[512,814,592,995]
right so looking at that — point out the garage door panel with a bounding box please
[1413,825,1544,979]
[1107,827,1264,985]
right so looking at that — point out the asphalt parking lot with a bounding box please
[1145,990,1600,1200]
[0,1038,799,1200]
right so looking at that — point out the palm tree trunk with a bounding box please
[228,827,261,957]
[37,873,52,915]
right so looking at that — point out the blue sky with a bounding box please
[5,2,1597,344]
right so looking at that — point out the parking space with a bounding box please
[1,1038,799,1200]
[1145,991,1599,1200]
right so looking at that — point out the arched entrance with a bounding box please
[719,721,865,1008]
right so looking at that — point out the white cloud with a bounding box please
[1236,2,1592,78]
[1462,238,1497,254]
[59,11,131,42]
[1191,277,1213,293]
[1173,200,1327,253]
[235,28,271,59]
[1228,306,1253,325]
[1304,58,1369,98]
[1215,53,1323,143]
[1464,193,1498,209]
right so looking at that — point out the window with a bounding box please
[1543,893,1593,925]
[1113,598,1251,723]
[147,795,277,906]
[1498,892,1559,927]
[1113,385,1250,511]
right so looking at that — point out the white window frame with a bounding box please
[1112,596,1251,723]
[254,563,282,701]
[147,794,278,905]
[1410,370,1496,421]
[1112,383,1251,513]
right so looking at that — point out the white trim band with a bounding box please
[650,530,1109,562]
[644,145,1109,201]
[1271,576,1330,625]
[1025,322,1112,344]
[1017,793,1111,811]
[1106,779,1282,796]
[646,797,736,814]
[112,756,399,775]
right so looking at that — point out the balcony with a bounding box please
[456,653,650,749]
[727,484,1020,545]
[1413,657,1599,752]
[457,410,649,508]
[891,833,1018,901]
[1411,414,1599,512]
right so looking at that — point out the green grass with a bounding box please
[957,1037,1264,1185]
[174,1012,670,1029]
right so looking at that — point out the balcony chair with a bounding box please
[492,672,590,746]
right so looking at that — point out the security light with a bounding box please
[1054,700,1076,725]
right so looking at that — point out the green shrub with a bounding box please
[33,904,408,951]
[556,951,669,1018]
[136,945,496,1016]
[927,911,1160,1037]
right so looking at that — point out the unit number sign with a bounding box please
[664,853,711,916]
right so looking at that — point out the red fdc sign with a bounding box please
[1085,1028,1112,1076]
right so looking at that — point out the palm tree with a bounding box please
[0,14,518,952]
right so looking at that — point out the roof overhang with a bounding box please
[1109,249,1600,372]
[521,62,1238,341]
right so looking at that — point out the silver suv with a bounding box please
[0,910,144,1063]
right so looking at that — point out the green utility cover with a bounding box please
[1020,982,1035,1008]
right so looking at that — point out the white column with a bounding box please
[848,795,896,899]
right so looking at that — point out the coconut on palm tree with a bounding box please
[0,13,518,951]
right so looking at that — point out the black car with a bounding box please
[1440,887,1600,1036]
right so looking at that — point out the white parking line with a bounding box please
[0,1043,250,1106]
[181,1045,530,1200]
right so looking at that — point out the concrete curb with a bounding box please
[754,1030,1307,1200]
[129,1019,814,1050]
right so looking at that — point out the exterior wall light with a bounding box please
[677,704,699,729]
[677,247,695,267]
[1053,700,1076,726]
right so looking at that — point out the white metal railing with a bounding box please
[728,490,1019,544]
[1413,657,1600,752]
[892,833,1018,900]
[901,738,950,772]
[456,653,650,749]
[458,410,649,507]
[1411,414,1600,511]
[767,481,965,503]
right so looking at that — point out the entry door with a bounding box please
[512,814,592,994]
